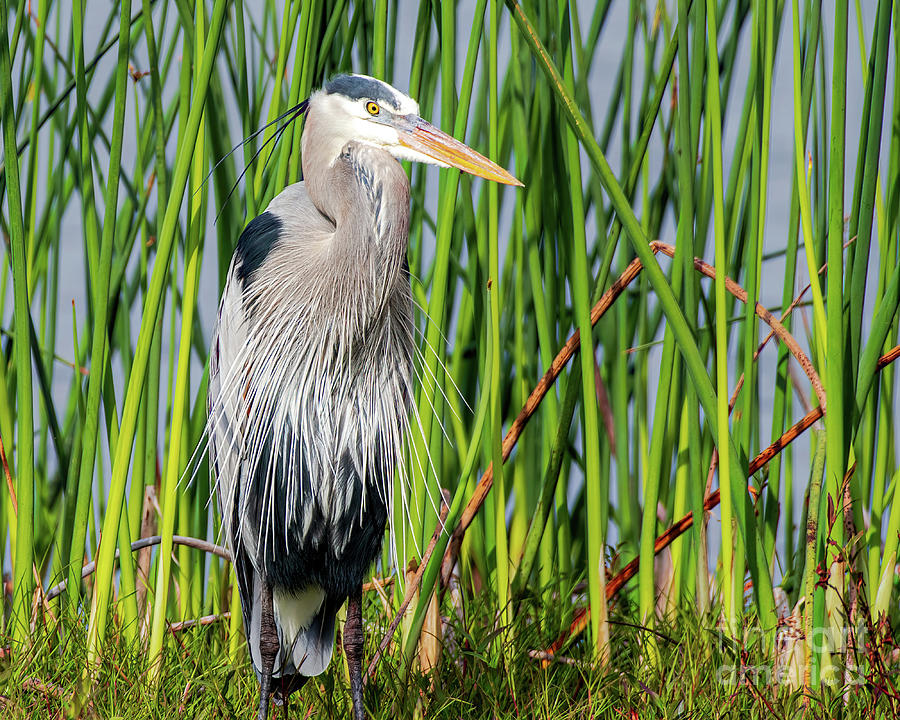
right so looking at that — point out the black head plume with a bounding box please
[199,99,310,222]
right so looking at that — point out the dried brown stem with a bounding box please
[541,342,900,660]
[440,242,825,587]
[168,612,231,633]
[45,535,229,601]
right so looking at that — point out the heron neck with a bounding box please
[304,137,409,251]
[302,105,407,221]
[299,136,409,339]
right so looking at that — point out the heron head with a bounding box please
[308,74,522,186]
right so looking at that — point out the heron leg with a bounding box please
[258,579,279,720]
[344,586,366,720]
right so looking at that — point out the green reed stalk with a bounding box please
[405,0,458,566]
[23,0,49,291]
[790,1,826,369]
[486,0,511,647]
[846,0,891,385]
[640,322,680,637]
[668,403,691,610]
[765,0,819,577]
[136,0,167,622]
[613,300,635,556]
[148,0,209,675]
[744,0,774,469]
[66,0,108,613]
[850,5,894,592]
[127,84,149,547]
[508,24,564,614]
[875,460,900,617]
[249,0,300,214]
[286,1,325,186]
[818,6,850,682]
[549,0,609,661]
[824,0,848,545]
[506,83,531,572]
[511,360,580,595]
[373,0,388,78]
[675,0,706,612]
[704,0,735,635]
[0,0,33,642]
[402,337,493,664]
[804,431,827,687]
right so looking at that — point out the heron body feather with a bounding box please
[209,111,414,683]
[209,75,519,718]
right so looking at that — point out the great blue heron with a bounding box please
[208,74,520,720]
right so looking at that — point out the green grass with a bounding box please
[1,591,897,719]
[1,0,900,714]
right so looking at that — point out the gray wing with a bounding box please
[209,208,276,549]
[208,182,339,679]
[208,209,266,671]
[209,181,334,562]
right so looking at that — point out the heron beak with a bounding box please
[399,117,523,187]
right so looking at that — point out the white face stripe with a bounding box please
[312,92,401,164]
[309,79,442,168]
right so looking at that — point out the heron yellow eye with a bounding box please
[365,101,380,116]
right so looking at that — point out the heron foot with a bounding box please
[344,587,366,720]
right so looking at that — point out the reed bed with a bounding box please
[0,0,898,716]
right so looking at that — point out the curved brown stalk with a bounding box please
[169,611,232,633]
[544,405,824,661]
[541,343,900,662]
[438,253,647,584]
[877,344,900,369]
[44,535,230,601]
[652,242,826,407]
[440,242,825,587]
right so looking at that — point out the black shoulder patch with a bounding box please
[235,212,282,288]
[325,74,401,111]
